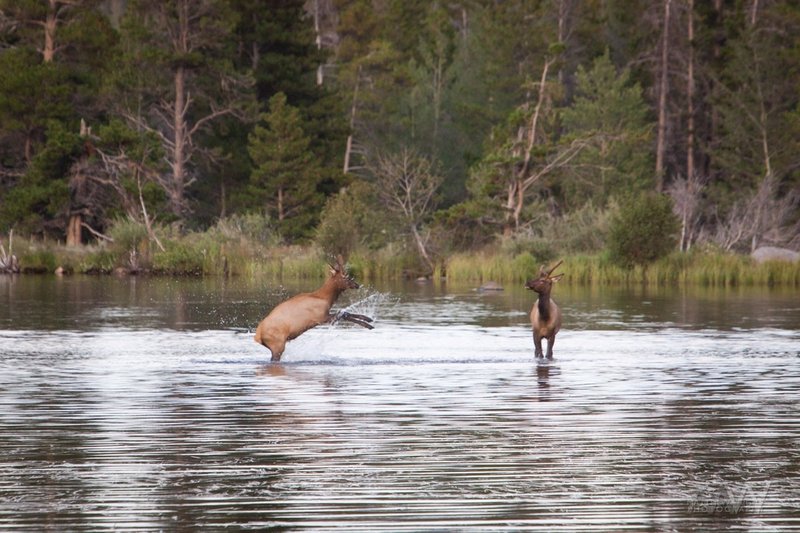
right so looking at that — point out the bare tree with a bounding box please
[503,57,596,234]
[117,0,253,218]
[667,173,704,251]
[0,230,19,274]
[705,175,799,252]
[371,148,442,274]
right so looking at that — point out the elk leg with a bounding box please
[545,334,556,359]
[533,332,544,358]
[263,337,285,363]
[331,311,375,330]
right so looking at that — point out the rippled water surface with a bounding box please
[1,275,799,531]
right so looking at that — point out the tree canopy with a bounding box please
[0,0,797,259]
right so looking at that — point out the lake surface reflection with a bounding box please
[1,275,798,530]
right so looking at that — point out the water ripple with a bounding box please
[1,281,799,530]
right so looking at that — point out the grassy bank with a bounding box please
[444,251,800,287]
[4,227,799,288]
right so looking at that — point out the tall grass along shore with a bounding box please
[3,229,798,288]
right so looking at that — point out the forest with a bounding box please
[0,0,799,282]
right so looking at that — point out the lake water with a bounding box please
[0,275,798,531]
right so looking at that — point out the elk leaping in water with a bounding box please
[254,256,373,362]
[525,260,564,359]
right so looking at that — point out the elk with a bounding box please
[254,256,373,362]
[524,260,564,359]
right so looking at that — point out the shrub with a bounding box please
[607,193,679,267]
[81,249,117,273]
[314,182,388,259]
[498,231,557,264]
[212,213,278,246]
[152,242,205,275]
[20,248,57,273]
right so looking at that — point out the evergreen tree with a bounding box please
[223,0,347,219]
[607,193,679,267]
[560,50,653,207]
[0,122,79,233]
[247,93,322,241]
[710,4,800,195]
[109,0,254,220]
[0,0,116,237]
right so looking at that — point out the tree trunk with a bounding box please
[750,0,759,26]
[170,1,190,217]
[172,65,187,216]
[43,0,57,63]
[411,225,434,274]
[503,182,517,237]
[343,67,360,174]
[655,0,672,191]
[432,52,443,148]
[556,0,570,87]
[506,59,552,237]
[313,0,324,85]
[66,214,82,246]
[220,179,227,218]
[277,187,284,221]
[686,0,695,184]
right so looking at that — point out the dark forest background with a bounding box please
[1,0,798,274]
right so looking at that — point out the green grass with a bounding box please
[5,224,799,287]
[443,251,800,287]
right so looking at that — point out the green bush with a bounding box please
[607,193,679,267]
[314,182,388,259]
[153,242,205,275]
[81,249,117,273]
[20,248,57,273]
[108,217,149,253]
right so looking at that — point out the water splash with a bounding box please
[337,289,394,325]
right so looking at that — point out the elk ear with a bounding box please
[335,254,347,271]
[550,273,564,283]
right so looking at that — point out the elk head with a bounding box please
[525,260,564,295]
[328,254,360,290]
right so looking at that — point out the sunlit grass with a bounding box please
[443,251,800,287]
[5,224,799,287]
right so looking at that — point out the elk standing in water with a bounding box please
[254,256,373,362]
[525,260,564,359]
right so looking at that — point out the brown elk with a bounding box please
[525,260,564,359]
[254,256,373,362]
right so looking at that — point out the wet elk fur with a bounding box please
[525,260,564,358]
[254,256,373,362]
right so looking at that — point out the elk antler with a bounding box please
[545,260,563,278]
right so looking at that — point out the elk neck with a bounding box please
[537,291,552,321]
[314,276,345,305]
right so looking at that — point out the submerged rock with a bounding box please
[477,281,504,292]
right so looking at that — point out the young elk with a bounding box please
[254,256,373,362]
[524,260,564,359]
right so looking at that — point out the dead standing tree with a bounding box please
[117,0,254,218]
[371,148,442,275]
[503,58,596,235]
[667,173,704,252]
[707,174,799,252]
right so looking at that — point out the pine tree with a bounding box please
[560,50,653,207]
[110,0,254,219]
[247,93,322,241]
